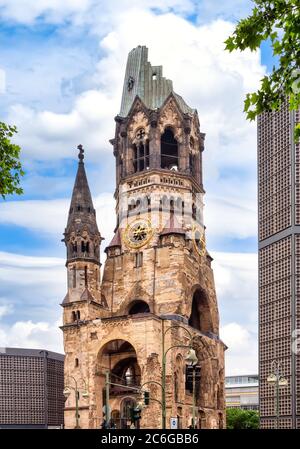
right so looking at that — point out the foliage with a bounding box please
[226,408,259,429]
[225,0,300,139]
[0,122,24,199]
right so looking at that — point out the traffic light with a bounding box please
[144,391,150,405]
[129,406,142,423]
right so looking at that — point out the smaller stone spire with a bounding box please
[63,145,101,264]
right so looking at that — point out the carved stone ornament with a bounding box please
[158,99,183,143]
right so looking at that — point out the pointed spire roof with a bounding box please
[105,228,121,252]
[65,145,99,236]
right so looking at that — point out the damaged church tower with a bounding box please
[61,46,226,429]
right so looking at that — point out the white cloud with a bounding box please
[212,251,258,374]
[0,0,195,25]
[0,68,5,94]
[5,8,265,174]
[0,0,92,25]
[0,302,13,319]
[220,322,258,375]
[0,192,115,243]
[206,193,257,240]
[212,251,258,325]
[0,319,63,353]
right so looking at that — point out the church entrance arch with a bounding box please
[96,339,141,429]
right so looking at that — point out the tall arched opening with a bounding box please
[96,339,141,429]
[188,288,214,334]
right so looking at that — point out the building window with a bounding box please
[73,266,76,288]
[72,310,80,322]
[135,252,143,268]
[161,128,178,171]
[133,141,150,172]
[75,358,79,368]
[84,266,88,287]
[81,241,89,254]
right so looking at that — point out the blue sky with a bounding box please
[0,0,274,374]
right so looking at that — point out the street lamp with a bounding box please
[185,349,198,429]
[266,361,288,429]
[64,376,89,428]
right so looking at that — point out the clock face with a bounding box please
[123,219,153,249]
[192,225,206,257]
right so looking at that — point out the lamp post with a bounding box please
[63,376,89,429]
[266,360,288,429]
[161,323,197,429]
[185,348,198,429]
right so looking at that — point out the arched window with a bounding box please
[133,141,150,172]
[188,289,213,334]
[81,241,89,254]
[128,300,150,315]
[112,357,141,387]
[121,398,136,420]
[161,128,178,171]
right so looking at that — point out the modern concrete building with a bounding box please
[225,375,259,410]
[258,103,300,428]
[0,347,64,429]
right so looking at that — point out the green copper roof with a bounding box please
[119,45,194,117]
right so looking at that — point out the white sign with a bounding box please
[170,417,178,429]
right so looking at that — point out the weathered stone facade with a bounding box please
[61,46,226,429]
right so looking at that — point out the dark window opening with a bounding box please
[188,289,213,333]
[161,128,178,171]
[128,300,150,315]
[133,141,150,173]
[189,153,196,176]
[72,310,80,322]
[192,203,197,220]
[134,252,143,268]
[75,358,79,368]
[84,266,88,287]
[77,205,81,211]
[81,241,89,254]
[72,266,76,288]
